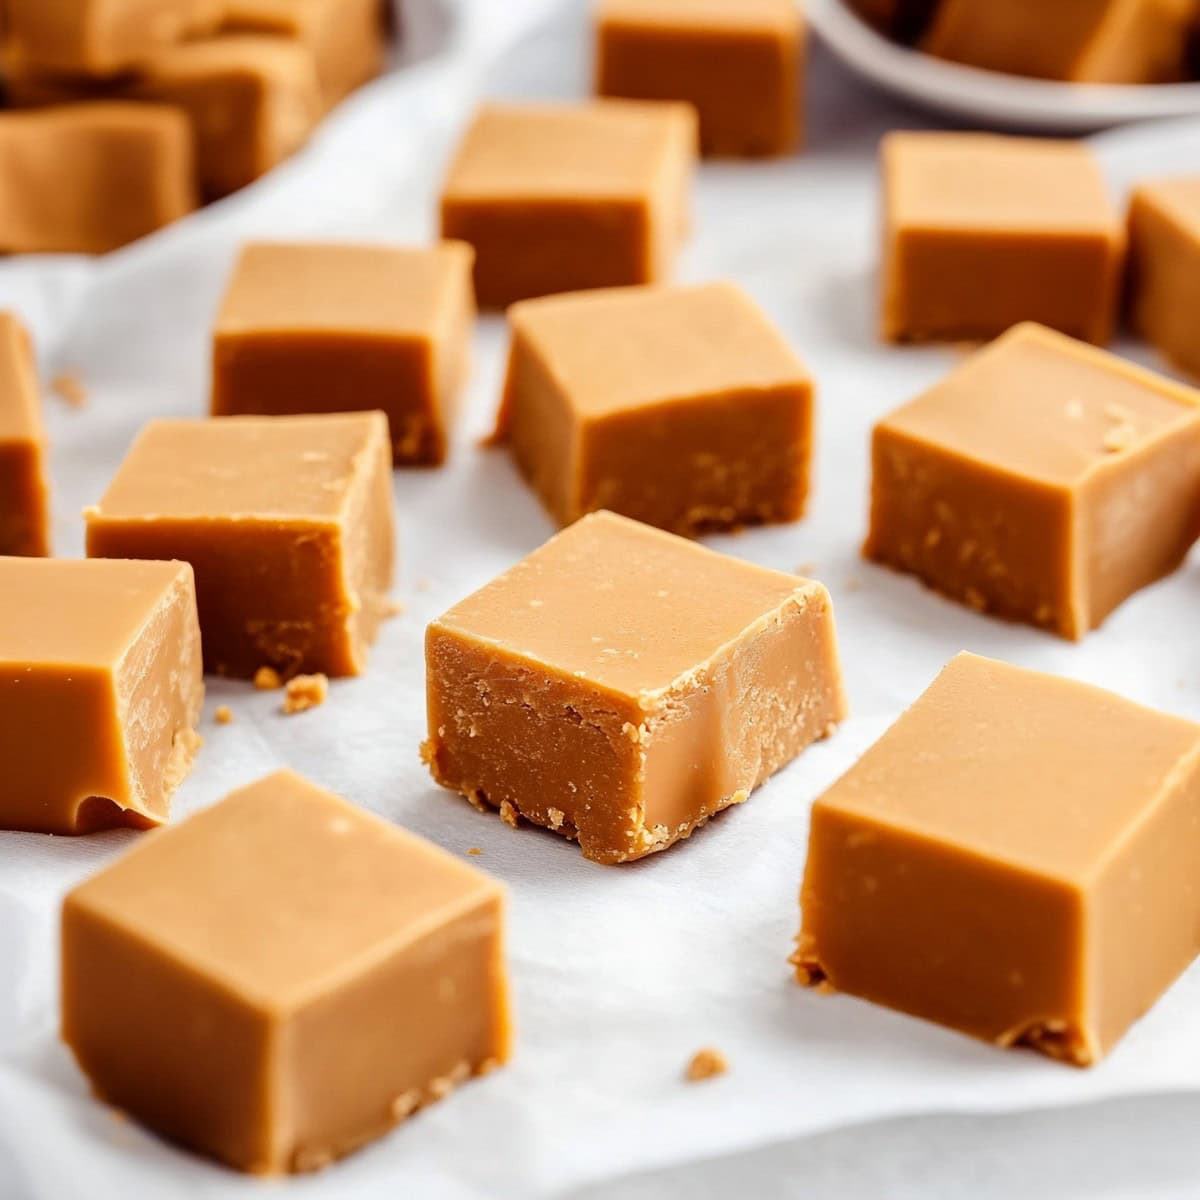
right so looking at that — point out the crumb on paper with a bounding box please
[214,705,234,725]
[416,578,432,592]
[50,371,87,408]
[468,847,483,856]
[499,799,519,828]
[685,1047,728,1082]
[843,577,862,593]
[283,673,328,715]
[795,562,816,577]
[254,665,283,690]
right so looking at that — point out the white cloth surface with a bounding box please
[2,2,1200,1196]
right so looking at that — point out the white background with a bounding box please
[2,1,1200,1196]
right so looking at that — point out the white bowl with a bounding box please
[807,0,1200,133]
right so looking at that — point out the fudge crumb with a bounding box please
[547,807,565,830]
[1103,423,1137,453]
[428,1061,471,1101]
[214,705,234,725]
[50,371,87,408]
[468,847,483,856]
[390,1090,420,1120]
[283,673,328,715]
[254,666,283,690]
[685,1048,728,1082]
[499,799,519,828]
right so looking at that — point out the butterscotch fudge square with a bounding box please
[595,0,804,157]
[880,132,1125,344]
[213,241,475,465]
[1128,177,1200,379]
[497,282,813,535]
[864,322,1200,638]
[0,557,203,835]
[0,312,50,556]
[85,413,395,679]
[424,510,846,865]
[62,770,512,1174]
[440,100,697,308]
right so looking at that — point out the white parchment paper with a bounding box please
[2,2,1200,1196]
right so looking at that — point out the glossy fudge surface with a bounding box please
[425,510,846,864]
[596,0,804,157]
[0,312,50,556]
[498,282,812,534]
[1129,177,1200,379]
[798,652,1200,1066]
[440,101,697,308]
[865,322,1200,638]
[213,241,476,464]
[881,132,1125,344]
[0,557,203,834]
[0,104,195,254]
[62,770,512,1174]
[86,413,395,679]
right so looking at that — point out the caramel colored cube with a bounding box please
[212,241,475,465]
[0,104,195,254]
[881,132,1125,345]
[62,770,512,1174]
[424,511,846,865]
[440,101,697,309]
[921,0,1194,83]
[7,0,222,74]
[797,652,1200,1066]
[86,413,395,679]
[1129,177,1200,380]
[221,0,384,110]
[0,313,50,556]
[497,282,813,535]
[864,322,1200,638]
[0,557,203,835]
[595,0,803,158]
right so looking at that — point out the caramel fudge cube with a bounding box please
[1129,177,1200,380]
[86,413,395,679]
[62,770,512,1174]
[798,652,1200,1066]
[213,241,475,465]
[0,313,50,556]
[7,0,222,74]
[0,557,203,835]
[865,323,1200,639]
[221,0,384,110]
[424,510,846,865]
[440,101,697,309]
[921,0,1195,83]
[0,104,195,254]
[595,0,803,158]
[497,282,813,535]
[881,132,1125,345]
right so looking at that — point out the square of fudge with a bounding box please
[439,100,697,309]
[497,282,813,535]
[212,241,475,465]
[85,412,395,679]
[1129,177,1200,379]
[0,557,203,835]
[62,769,512,1174]
[797,652,1200,1066]
[880,132,1125,344]
[424,510,846,865]
[864,322,1200,638]
[0,312,50,556]
[595,0,804,158]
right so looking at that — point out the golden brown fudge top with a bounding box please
[1133,176,1200,232]
[884,132,1120,235]
[816,652,1200,883]
[433,510,825,700]
[0,313,40,442]
[216,241,474,337]
[598,0,801,32]
[509,282,809,417]
[0,557,194,666]
[442,100,698,202]
[878,322,1200,487]
[90,412,389,523]
[67,770,503,1008]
